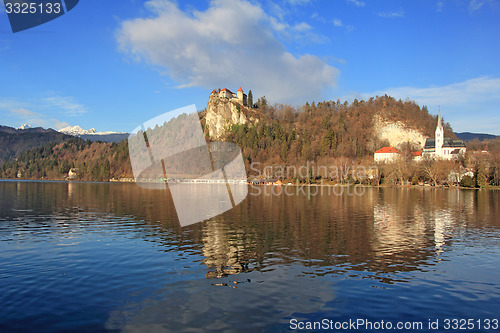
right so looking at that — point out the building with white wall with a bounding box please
[374,146,399,163]
[423,110,466,160]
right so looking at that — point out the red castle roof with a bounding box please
[238,87,243,92]
[221,88,234,94]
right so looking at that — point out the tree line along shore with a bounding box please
[1,95,498,188]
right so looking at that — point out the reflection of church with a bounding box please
[423,110,466,160]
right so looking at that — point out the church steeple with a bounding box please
[436,107,443,130]
[435,106,444,157]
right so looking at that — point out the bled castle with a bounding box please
[211,87,248,106]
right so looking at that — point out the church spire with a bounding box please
[435,106,444,157]
[437,106,443,129]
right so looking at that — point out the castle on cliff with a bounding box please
[211,87,247,106]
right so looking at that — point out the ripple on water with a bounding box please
[1,183,499,332]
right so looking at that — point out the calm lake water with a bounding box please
[0,180,499,332]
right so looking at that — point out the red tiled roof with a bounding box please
[221,88,234,94]
[411,151,423,156]
[374,147,399,154]
[238,87,243,92]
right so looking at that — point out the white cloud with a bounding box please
[50,118,71,130]
[44,96,87,115]
[116,0,339,104]
[333,18,354,32]
[9,108,37,117]
[0,98,20,110]
[293,22,312,32]
[469,0,484,12]
[0,96,83,130]
[286,0,313,5]
[365,77,500,107]
[436,1,444,12]
[333,18,343,27]
[346,0,365,7]
[310,12,326,23]
[378,10,404,18]
[343,77,500,134]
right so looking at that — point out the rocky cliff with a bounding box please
[374,115,427,149]
[204,94,259,140]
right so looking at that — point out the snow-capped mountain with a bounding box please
[58,125,129,143]
[17,124,33,130]
[59,125,97,136]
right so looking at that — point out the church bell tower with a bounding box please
[435,107,444,157]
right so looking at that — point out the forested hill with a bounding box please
[455,132,498,142]
[0,138,132,181]
[204,95,455,167]
[1,95,457,181]
[0,126,73,164]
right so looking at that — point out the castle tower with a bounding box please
[435,108,444,157]
[237,87,247,106]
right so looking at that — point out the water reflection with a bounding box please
[0,182,500,278]
[1,181,500,332]
[1,181,499,281]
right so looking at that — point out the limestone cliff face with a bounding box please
[374,115,426,149]
[204,94,258,140]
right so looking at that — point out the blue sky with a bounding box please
[1,0,499,134]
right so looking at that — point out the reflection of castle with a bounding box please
[202,218,249,279]
[211,87,248,106]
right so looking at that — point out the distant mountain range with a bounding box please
[0,124,130,165]
[58,125,129,143]
[454,132,498,142]
[0,124,61,135]
[17,124,33,130]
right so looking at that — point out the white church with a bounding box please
[422,110,466,160]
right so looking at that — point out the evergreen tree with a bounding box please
[248,90,253,108]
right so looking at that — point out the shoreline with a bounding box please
[1,178,499,190]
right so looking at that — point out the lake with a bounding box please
[0,180,499,332]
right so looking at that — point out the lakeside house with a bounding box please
[68,168,79,179]
[374,146,399,163]
[411,150,423,162]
